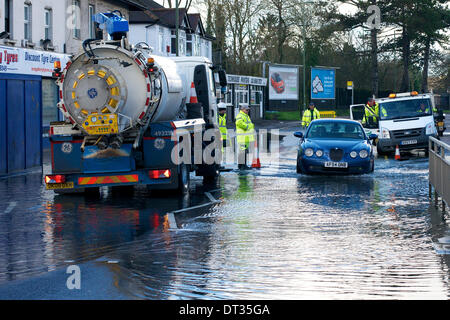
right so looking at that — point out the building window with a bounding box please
[186,34,192,56]
[170,30,176,55]
[158,27,164,54]
[24,3,31,41]
[72,0,80,39]
[44,9,52,40]
[88,5,96,39]
[194,35,201,56]
[42,79,60,127]
[179,30,186,56]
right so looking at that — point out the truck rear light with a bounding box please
[45,175,66,184]
[149,169,171,179]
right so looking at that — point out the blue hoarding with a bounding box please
[311,68,335,100]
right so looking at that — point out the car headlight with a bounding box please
[425,122,436,135]
[359,150,369,158]
[305,148,314,157]
[380,127,390,139]
[350,151,357,158]
[315,150,323,157]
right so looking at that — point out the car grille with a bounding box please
[329,148,344,161]
[392,128,423,139]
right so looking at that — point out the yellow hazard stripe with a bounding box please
[319,111,336,118]
[78,174,139,185]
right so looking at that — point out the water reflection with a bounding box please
[0,150,449,299]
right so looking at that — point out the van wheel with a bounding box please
[377,146,388,156]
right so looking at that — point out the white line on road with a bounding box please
[204,192,221,203]
[3,201,17,215]
[166,212,178,230]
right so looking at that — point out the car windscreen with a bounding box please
[379,98,432,120]
[307,122,366,140]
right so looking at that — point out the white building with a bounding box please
[0,0,66,52]
[128,8,214,60]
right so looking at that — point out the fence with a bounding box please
[429,137,450,212]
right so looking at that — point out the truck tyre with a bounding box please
[202,164,220,184]
[177,164,190,194]
[186,103,203,119]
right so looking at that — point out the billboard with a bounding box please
[268,65,298,100]
[0,46,70,77]
[311,68,335,100]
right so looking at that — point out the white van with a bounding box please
[350,92,437,155]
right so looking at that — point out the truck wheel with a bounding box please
[377,146,388,156]
[177,164,190,194]
[202,163,220,184]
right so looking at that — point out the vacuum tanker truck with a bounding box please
[45,12,227,194]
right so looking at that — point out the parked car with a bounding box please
[294,119,377,174]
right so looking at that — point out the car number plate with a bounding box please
[324,162,348,168]
[46,182,74,190]
[401,140,417,145]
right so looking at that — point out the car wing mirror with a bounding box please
[294,131,303,138]
[369,133,378,140]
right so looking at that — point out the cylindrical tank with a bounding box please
[57,43,187,135]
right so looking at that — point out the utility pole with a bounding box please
[302,28,306,112]
[175,0,179,56]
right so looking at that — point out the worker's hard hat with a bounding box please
[308,102,315,106]
[240,103,250,110]
[217,102,227,109]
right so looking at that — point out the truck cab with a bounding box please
[350,92,437,155]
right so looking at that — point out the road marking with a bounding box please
[166,212,178,230]
[169,201,221,215]
[3,201,17,215]
[166,192,223,225]
[204,192,221,203]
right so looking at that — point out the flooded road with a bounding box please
[0,133,449,299]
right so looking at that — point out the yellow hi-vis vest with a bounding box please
[235,111,255,148]
[363,103,378,124]
[218,113,227,140]
[301,108,320,127]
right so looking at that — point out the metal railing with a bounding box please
[429,137,450,212]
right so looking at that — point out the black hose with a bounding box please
[111,10,123,17]
[82,39,97,58]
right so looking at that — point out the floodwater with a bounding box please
[0,133,449,299]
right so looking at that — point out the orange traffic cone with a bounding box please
[395,145,401,160]
[251,140,261,168]
[189,82,198,103]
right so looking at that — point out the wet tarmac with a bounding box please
[0,132,449,299]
